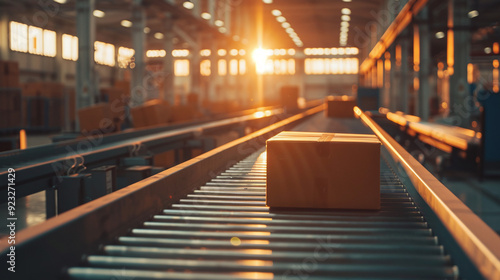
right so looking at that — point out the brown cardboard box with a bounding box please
[114,80,130,97]
[153,150,176,168]
[7,61,19,75]
[0,61,8,87]
[280,86,299,110]
[78,103,114,133]
[325,96,357,118]
[101,87,129,128]
[130,99,171,128]
[266,131,381,210]
[22,82,64,98]
[8,74,20,88]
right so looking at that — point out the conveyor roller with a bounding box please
[67,149,459,280]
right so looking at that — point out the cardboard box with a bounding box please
[101,87,129,128]
[78,103,114,133]
[325,96,357,118]
[130,99,171,128]
[114,80,130,97]
[266,131,381,210]
[280,86,299,110]
[22,82,64,98]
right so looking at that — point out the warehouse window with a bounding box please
[43,30,56,57]
[259,59,295,75]
[304,58,358,75]
[239,59,246,75]
[94,41,115,67]
[229,59,238,75]
[10,21,28,53]
[174,59,189,76]
[200,60,211,76]
[28,26,43,55]
[62,34,78,61]
[118,47,134,68]
[218,59,227,76]
[10,22,56,57]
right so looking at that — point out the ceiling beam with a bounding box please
[360,0,428,74]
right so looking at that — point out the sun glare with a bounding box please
[252,48,270,74]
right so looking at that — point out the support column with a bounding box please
[131,0,145,106]
[208,36,217,102]
[207,0,216,26]
[190,26,201,96]
[448,0,470,126]
[383,52,391,108]
[399,32,410,113]
[389,46,397,111]
[0,12,9,60]
[163,12,175,104]
[417,6,431,121]
[76,0,96,129]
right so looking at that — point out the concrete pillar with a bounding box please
[55,32,66,84]
[190,26,201,96]
[75,0,96,127]
[417,6,431,121]
[389,46,397,111]
[0,12,9,60]
[131,0,146,106]
[399,32,410,113]
[207,0,216,26]
[224,0,231,34]
[208,36,217,102]
[448,0,470,126]
[163,12,175,105]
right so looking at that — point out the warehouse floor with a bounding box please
[1,121,499,237]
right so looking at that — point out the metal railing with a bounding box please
[354,106,500,280]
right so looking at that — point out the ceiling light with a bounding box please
[144,27,150,33]
[341,26,349,32]
[93,10,105,18]
[183,1,194,9]
[272,9,282,16]
[341,15,350,21]
[239,49,246,55]
[435,31,445,39]
[342,0,352,2]
[341,8,351,15]
[121,20,132,27]
[282,22,291,28]
[218,49,227,56]
[219,27,227,33]
[233,35,240,41]
[468,10,479,18]
[286,27,294,33]
[201,12,211,20]
[53,0,67,3]
[214,20,224,26]
[277,16,286,23]
[154,32,164,39]
[263,0,273,3]
[341,21,349,27]
[484,47,492,54]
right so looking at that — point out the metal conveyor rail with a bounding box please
[67,150,458,280]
